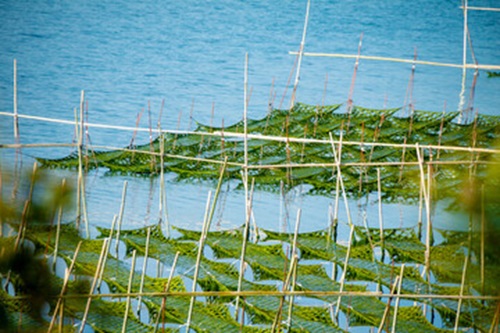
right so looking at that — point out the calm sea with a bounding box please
[0,0,499,234]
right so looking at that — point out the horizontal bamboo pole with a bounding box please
[32,290,500,301]
[1,111,499,155]
[0,143,77,149]
[461,6,500,12]
[288,51,500,70]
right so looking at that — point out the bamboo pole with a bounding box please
[480,184,485,297]
[329,132,353,225]
[377,275,400,333]
[48,241,82,332]
[453,254,469,332]
[335,223,354,320]
[186,158,227,331]
[97,215,117,291]
[79,239,109,333]
[289,0,311,107]
[13,59,19,141]
[2,110,500,155]
[377,168,385,265]
[52,179,66,271]
[285,209,302,330]
[121,250,137,333]
[154,251,180,333]
[287,51,500,70]
[115,181,128,257]
[391,264,405,333]
[461,6,500,12]
[136,227,151,317]
[159,134,169,237]
[346,33,363,115]
[44,289,500,301]
[185,191,212,332]
[235,178,255,322]
[458,0,469,123]
[416,145,431,274]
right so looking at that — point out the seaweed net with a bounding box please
[37,103,500,205]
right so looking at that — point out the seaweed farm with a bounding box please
[1,1,500,332]
[1,99,500,332]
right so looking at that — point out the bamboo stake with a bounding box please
[48,241,82,332]
[458,0,469,123]
[391,264,405,333]
[272,253,298,333]
[329,132,353,225]
[377,275,400,333]
[235,178,255,322]
[154,251,180,333]
[186,158,227,331]
[79,91,90,238]
[335,223,354,320]
[97,215,117,291]
[287,51,500,70]
[79,239,109,333]
[13,59,19,140]
[453,254,469,332]
[136,227,151,317]
[480,184,485,297]
[377,168,385,265]
[159,134,169,237]
[346,33,363,115]
[290,0,311,107]
[286,254,299,331]
[185,191,212,332]
[121,249,137,333]
[285,209,302,330]
[115,181,128,257]
[52,179,66,271]
[416,145,431,274]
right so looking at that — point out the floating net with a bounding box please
[37,103,500,204]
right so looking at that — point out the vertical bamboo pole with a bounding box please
[346,33,363,116]
[416,145,431,274]
[377,275,400,333]
[377,168,385,265]
[76,90,89,238]
[185,191,212,332]
[480,185,485,297]
[390,264,405,333]
[329,132,353,225]
[121,250,137,333]
[453,254,469,332]
[115,181,128,257]
[136,227,151,317]
[235,178,254,322]
[458,0,468,123]
[285,209,302,330]
[234,52,250,321]
[13,59,19,140]
[97,215,117,291]
[79,239,109,333]
[154,251,180,333]
[290,0,311,108]
[186,160,227,331]
[52,179,66,271]
[48,241,82,332]
[159,134,169,237]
